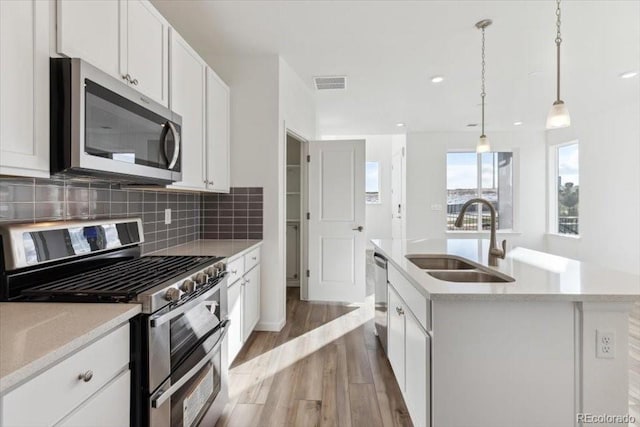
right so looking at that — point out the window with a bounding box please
[446,152,514,231]
[366,161,381,204]
[550,142,579,235]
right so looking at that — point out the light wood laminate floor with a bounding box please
[215,288,412,427]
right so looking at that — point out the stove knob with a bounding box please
[180,279,196,293]
[204,267,216,277]
[194,272,208,285]
[164,287,180,302]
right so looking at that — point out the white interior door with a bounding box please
[391,151,403,240]
[308,140,366,302]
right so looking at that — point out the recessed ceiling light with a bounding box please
[396,122,406,127]
[513,121,523,126]
[466,123,478,127]
[619,71,638,79]
[431,75,444,84]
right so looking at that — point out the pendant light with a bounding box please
[476,19,492,153]
[546,0,571,129]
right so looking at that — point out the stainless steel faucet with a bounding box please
[454,198,506,266]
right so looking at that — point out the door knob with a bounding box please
[352,226,364,232]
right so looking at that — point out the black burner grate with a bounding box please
[21,256,221,301]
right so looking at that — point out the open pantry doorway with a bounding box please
[285,131,309,300]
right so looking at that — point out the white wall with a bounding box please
[209,55,316,331]
[405,131,547,251]
[278,57,317,306]
[546,100,640,276]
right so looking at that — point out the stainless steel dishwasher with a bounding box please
[372,252,388,353]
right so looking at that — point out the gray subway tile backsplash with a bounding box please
[201,187,264,239]
[0,178,263,253]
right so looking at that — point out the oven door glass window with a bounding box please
[170,288,222,370]
[84,79,181,172]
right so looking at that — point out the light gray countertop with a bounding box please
[149,239,262,259]
[0,303,140,394]
[372,238,640,302]
[0,239,262,394]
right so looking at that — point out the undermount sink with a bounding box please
[427,270,515,283]
[406,255,476,270]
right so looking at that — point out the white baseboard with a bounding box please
[255,318,286,332]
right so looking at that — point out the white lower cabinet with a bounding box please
[242,263,261,340]
[1,324,131,427]
[387,285,406,390]
[405,306,430,427]
[228,279,244,363]
[58,370,130,427]
[387,281,430,427]
[226,246,261,366]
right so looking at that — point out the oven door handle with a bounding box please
[150,280,224,328]
[151,320,229,409]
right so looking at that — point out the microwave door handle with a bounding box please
[162,121,180,170]
[151,321,229,409]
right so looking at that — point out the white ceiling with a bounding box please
[152,0,640,136]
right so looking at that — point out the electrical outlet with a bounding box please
[164,208,171,225]
[596,329,616,359]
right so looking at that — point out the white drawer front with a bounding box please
[58,369,130,427]
[244,247,260,271]
[2,324,130,427]
[227,256,245,285]
[388,264,430,331]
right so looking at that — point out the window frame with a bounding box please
[547,140,580,237]
[446,150,516,233]
[365,161,382,205]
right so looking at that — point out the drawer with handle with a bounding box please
[1,324,130,427]
[227,256,245,286]
[244,247,261,271]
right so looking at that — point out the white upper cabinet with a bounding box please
[169,29,207,191]
[206,68,231,193]
[57,0,123,80]
[125,0,169,106]
[57,0,169,106]
[0,0,50,178]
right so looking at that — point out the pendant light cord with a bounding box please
[481,25,486,136]
[555,0,562,102]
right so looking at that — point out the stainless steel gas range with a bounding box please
[0,218,229,427]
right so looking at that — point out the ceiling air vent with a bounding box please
[313,76,347,91]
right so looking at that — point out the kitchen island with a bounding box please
[372,238,640,427]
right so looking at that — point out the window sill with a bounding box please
[546,233,581,240]
[445,230,522,236]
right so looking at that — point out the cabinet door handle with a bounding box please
[231,269,238,274]
[131,78,139,86]
[78,370,93,382]
[122,74,131,83]
[208,181,214,185]
[252,256,257,261]
[396,306,404,316]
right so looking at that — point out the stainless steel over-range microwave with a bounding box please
[50,58,182,184]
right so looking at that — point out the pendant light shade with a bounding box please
[475,19,492,153]
[546,100,571,129]
[477,135,490,153]
[547,0,570,129]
